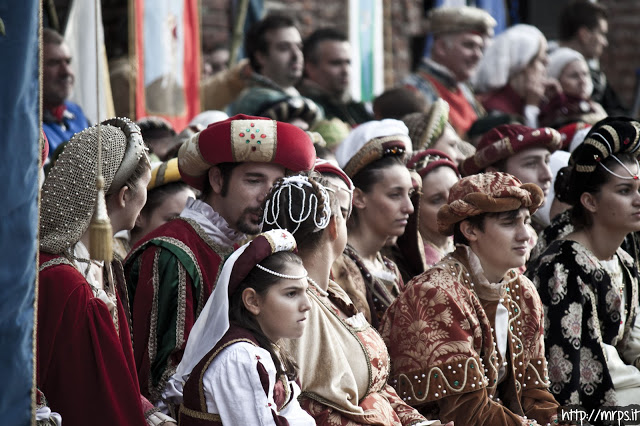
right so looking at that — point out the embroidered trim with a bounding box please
[148,249,162,402]
[177,264,187,349]
[39,257,75,272]
[113,260,135,345]
[585,286,606,356]
[524,358,550,389]
[277,372,293,412]
[178,404,222,421]
[104,263,120,336]
[395,357,486,403]
[344,245,399,324]
[508,293,525,393]
[599,125,621,153]
[619,253,639,344]
[179,217,235,257]
[149,261,188,403]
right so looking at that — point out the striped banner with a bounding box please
[133,0,201,130]
[349,0,384,102]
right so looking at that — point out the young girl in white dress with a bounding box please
[165,229,315,425]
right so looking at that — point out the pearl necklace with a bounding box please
[307,277,329,297]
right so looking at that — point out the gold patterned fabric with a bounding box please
[380,246,559,425]
[437,172,544,235]
[283,282,426,425]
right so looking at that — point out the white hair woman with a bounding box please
[538,47,607,128]
[472,24,555,128]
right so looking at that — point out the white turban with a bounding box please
[537,150,570,226]
[472,24,546,93]
[547,47,586,80]
[335,119,411,169]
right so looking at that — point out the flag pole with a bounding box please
[228,0,250,66]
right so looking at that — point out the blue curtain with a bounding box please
[0,1,39,425]
[476,0,508,34]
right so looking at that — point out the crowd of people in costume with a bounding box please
[36,1,640,425]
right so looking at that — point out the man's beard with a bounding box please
[235,207,263,235]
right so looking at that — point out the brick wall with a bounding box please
[199,0,420,90]
[200,0,350,49]
[600,0,640,110]
[200,0,232,52]
[50,0,639,108]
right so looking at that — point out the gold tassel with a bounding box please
[89,175,113,262]
[90,0,111,262]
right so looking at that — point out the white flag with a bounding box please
[65,0,115,123]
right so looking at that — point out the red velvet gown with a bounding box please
[37,252,147,426]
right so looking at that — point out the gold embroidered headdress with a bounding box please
[40,117,148,256]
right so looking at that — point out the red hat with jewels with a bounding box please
[177,114,316,190]
[460,124,562,176]
[407,149,460,178]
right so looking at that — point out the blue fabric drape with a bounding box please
[476,0,508,34]
[0,2,40,425]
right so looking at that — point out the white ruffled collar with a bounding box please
[456,245,513,301]
[180,198,246,248]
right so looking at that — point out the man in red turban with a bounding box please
[124,114,315,409]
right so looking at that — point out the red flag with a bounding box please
[133,0,201,130]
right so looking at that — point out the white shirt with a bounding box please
[202,342,315,425]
